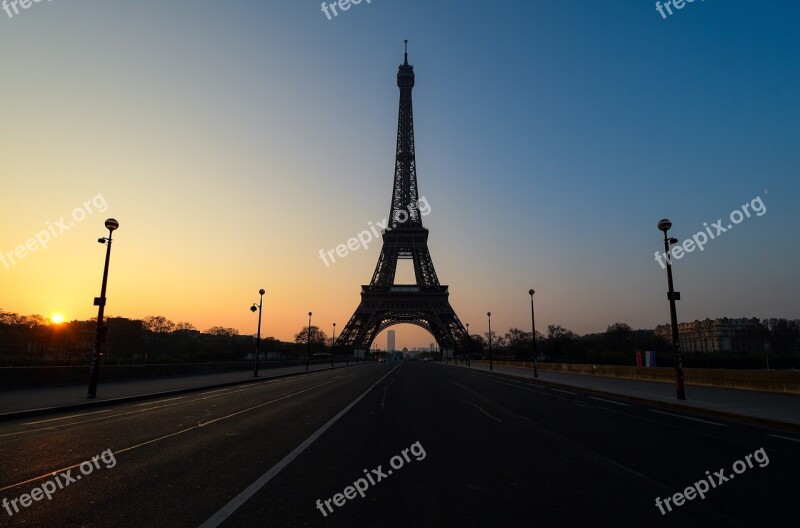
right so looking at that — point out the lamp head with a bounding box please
[259,289,265,296]
[250,304,257,313]
[658,219,672,232]
[105,218,119,231]
[529,289,535,296]
[487,312,491,317]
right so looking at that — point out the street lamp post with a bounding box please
[251,289,265,377]
[465,323,471,367]
[658,219,686,401]
[529,289,538,378]
[88,218,119,398]
[332,322,336,368]
[306,311,312,371]
[487,312,493,371]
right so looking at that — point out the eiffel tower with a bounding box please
[336,43,470,357]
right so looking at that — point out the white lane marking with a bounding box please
[649,410,726,427]
[0,400,189,439]
[379,377,395,411]
[491,379,549,395]
[22,409,113,425]
[769,434,800,443]
[551,388,576,395]
[0,376,350,494]
[197,381,287,397]
[198,387,234,395]
[198,364,402,528]
[134,397,184,406]
[194,377,344,428]
[3,373,333,437]
[588,397,630,407]
[462,368,548,391]
[0,459,88,495]
[197,385,265,400]
[458,400,502,423]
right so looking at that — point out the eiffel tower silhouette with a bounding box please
[336,43,469,357]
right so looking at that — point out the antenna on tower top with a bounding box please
[404,39,408,65]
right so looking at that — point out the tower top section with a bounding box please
[388,40,422,230]
[398,39,414,88]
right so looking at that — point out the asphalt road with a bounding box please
[0,362,797,527]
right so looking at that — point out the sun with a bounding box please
[51,313,65,324]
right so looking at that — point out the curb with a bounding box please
[0,364,363,422]
[449,363,800,434]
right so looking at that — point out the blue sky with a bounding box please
[1,1,798,348]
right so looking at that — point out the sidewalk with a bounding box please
[0,362,358,419]
[449,361,800,429]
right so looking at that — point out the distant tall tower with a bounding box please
[387,330,396,352]
[336,42,470,355]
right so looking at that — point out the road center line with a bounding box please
[551,388,576,395]
[194,377,343,428]
[380,377,395,411]
[22,409,113,425]
[4,373,334,438]
[134,397,185,406]
[649,410,726,426]
[491,379,550,395]
[0,400,190,439]
[458,400,503,423]
[588,396,630,407]
[198,364,401,528]
[198,387,238,395]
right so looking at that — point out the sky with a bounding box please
[1,0,798,350]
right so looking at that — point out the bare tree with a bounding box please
[206,326,239,337]
[142,315,175,334]
[294,326,328,346]
[505,327,531,346]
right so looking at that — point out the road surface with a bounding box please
[1,362,796,527]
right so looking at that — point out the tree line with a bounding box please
[1,309,798,369]
[472,320,800,369]
[0,311,323,366]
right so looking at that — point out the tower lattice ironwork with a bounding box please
[336,43,470,355]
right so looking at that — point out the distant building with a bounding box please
[655,318,765,353]
[387,330,396,352]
